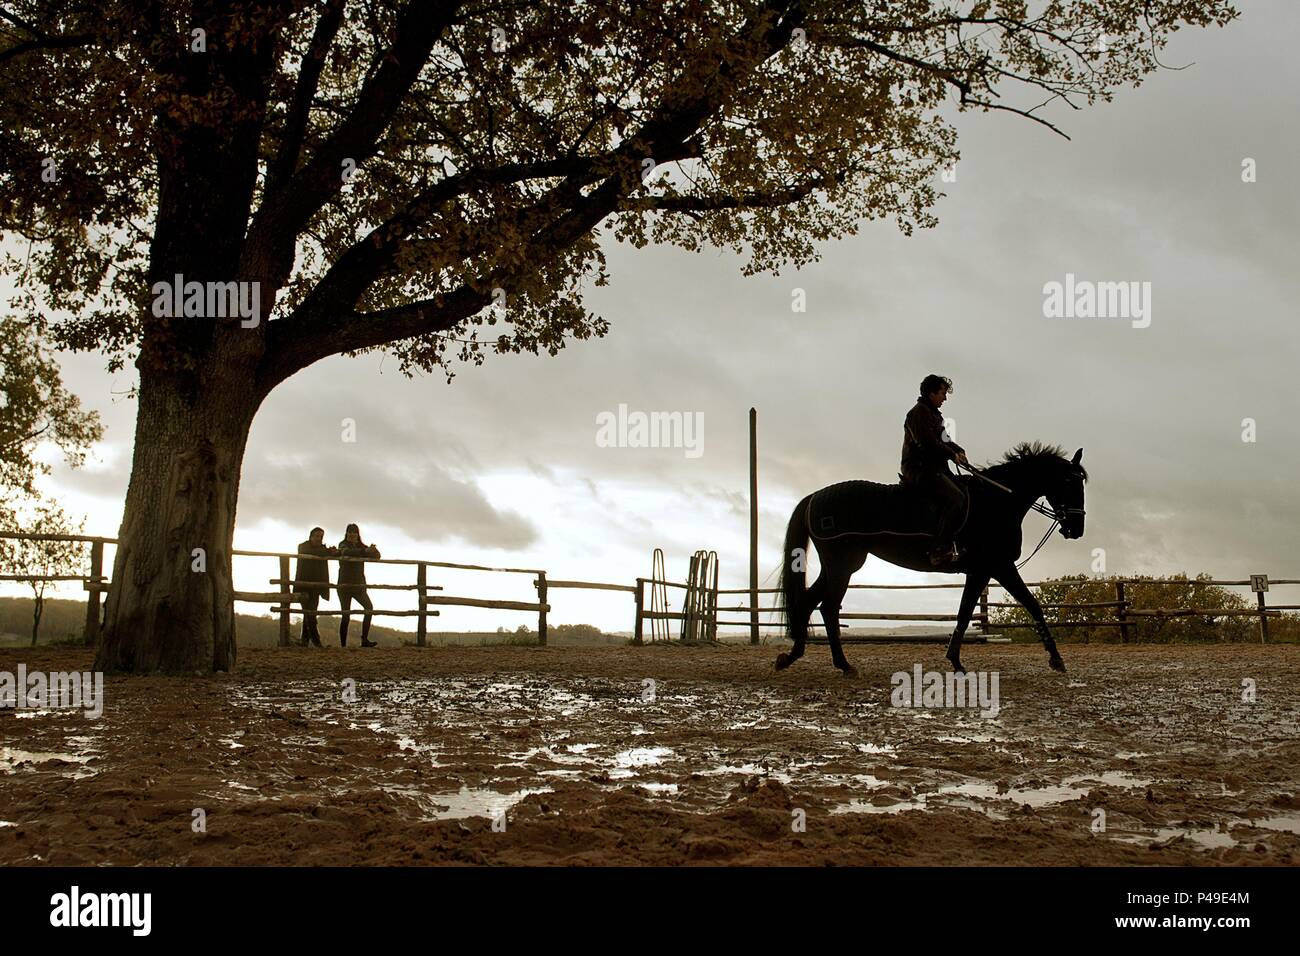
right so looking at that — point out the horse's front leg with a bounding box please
[948,571,991,674]
[994,565,1066,672]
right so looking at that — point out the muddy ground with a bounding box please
[1,643,1297,866]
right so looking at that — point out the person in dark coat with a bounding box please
[337,523,380,647]
[901,374,969,566]
[293,527,336,647]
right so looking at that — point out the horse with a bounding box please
[776,442,1087,676]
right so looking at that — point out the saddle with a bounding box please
[807,477,970,540]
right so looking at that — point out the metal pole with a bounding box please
[749,407,759,645]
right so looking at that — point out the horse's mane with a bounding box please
[988,441,1088,479]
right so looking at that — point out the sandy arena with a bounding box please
[1,643,1297,866]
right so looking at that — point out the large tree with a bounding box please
[0,0,1236,673]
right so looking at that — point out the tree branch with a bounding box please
[260,0,807,386]
[265,0,346,198]
[0,6,95,65]
[242,0,465,288]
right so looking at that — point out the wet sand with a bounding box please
[1,643,1297,865]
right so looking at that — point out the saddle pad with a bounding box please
[807,479,950,539]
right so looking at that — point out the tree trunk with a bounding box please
[30,592,42,647]
[95,367,260,674]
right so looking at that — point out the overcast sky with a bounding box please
[18,4,1300,633]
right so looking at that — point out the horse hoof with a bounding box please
[839,665,858,679]
[1049,655,1067,673]
[947,654,965,674]
[774,652,790,671]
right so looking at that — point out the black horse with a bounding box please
[777,443,1086,676]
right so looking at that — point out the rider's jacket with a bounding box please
[901,396,965,485]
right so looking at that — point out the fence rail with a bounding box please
[0,531,1294,647]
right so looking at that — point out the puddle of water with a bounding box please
[832,798,920,815]
[636,782,679,794]
[849,774,889,788]
[395,785,553,821]
[507,746,592,766]
[934,733,1003,745]
[613,747,673,769]
[834,770,1153,817]
[0,747,94,775]
[856,743,897,756]
[1111,827,1237,850]
[939,771,1152,808]
[1243,814,1300,835]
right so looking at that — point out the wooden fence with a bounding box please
[678,576,1296,644]
[0,532,1294,646]
[0,532,555,646]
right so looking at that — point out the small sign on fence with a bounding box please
[1250,574,1269,593]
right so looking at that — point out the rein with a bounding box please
[1016,520,1058,570]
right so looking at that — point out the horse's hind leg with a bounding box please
[776,573,824,670]
[819,548,866,677]
[947,572,991,674]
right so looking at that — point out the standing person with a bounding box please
[901,374,970,566]
[337,523,380,647]
[293,527,336,647]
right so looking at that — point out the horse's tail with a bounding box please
[778,494,813,640]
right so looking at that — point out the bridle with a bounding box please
[959,463,1086,569]
[1020,475,1086,568]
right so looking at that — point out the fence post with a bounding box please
[416,562,428,647]
[536,571,548,646]
[633,578,645,646]
[1257,590,1270,644]
[278,555,291,647]
[1115,581,1129,643]
[82,539,104,646]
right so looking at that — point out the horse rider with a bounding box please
[901,374,969,566]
